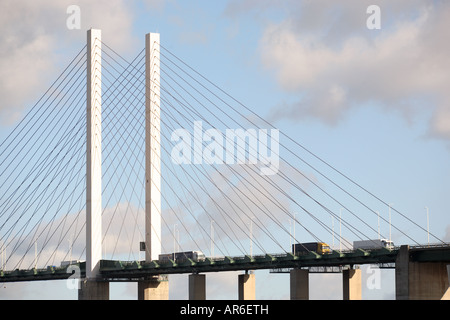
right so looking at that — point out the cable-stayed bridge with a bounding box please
[0,29,449,300]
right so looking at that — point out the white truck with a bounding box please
[353,239,394,250]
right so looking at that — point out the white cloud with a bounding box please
[230,0,450,140]
[0,0,138,125]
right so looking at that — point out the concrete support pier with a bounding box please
[396,245,450,300]
[290,269,309,300]
[395,245,410,300]
[78,279,109,300]
[342,269,362,300]
[238,272,255,300]
[138,276,169,300]
[189,274,206,300]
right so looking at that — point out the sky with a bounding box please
[0,0,449,300]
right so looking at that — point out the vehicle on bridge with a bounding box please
[60,260,81,267]
[158,251,206,263]
[292,242,331,255]
[353,239,394,250]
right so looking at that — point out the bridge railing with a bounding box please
[407,243,450,250]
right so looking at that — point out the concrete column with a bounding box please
[138,276,169,300]
[238,273,255,300]
[189,274,206,300]
[290,269,309,300]
[395,244,409,300]
[86,28,102,279]
[145,32,162,262]
[342,269,362,300]
[78,279,109,300]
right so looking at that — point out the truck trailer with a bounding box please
[292,242,331,255]
[353,239,394,250]
[158,250,206,263]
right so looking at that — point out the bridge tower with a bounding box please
[79,28,109,300]
[144,32,162,263]
[138,32,168,300]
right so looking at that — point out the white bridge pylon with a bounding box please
[85,29,161,279]
[145,32,162,262]
[86,29,102,279]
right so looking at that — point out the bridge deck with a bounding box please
[0,248,398,282]
[2,246,449,283]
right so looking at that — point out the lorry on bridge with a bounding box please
[353,239,394,250]
[158,251,206,263]
[292,242,332,255]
